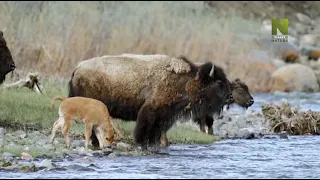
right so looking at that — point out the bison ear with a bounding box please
[195,62,213,82]
[0,31,3,37]
[234,78,241,82]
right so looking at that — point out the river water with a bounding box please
[2,92,320,179]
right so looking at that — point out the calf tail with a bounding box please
[51,96,66,111]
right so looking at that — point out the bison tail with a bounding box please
[51,96,66,111]
[68,70,76,97]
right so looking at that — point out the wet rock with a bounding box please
[74,156,94,163]
[279,131,289,139]
[49,167,67,171]
[21,152,33,161]
[91,151,103,157]
[39,159,55,169]
[2,152,14,161]
[102,148,113,156]
[51,157,64,163]
[18,162,38,172]
[78,167,95,172]
[36,154,52,159]
[65,164,94,171]
[87,163,99,169]
[116,142,132,151]
[75,146,86,154]
[71,140,85,149]
[108,152,116,158]
[0,160,12,167]
[270,64,319,92]
[0,127,5,148]
[263,135,278,139]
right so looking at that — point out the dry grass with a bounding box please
[0,1,269,92]
[261,102,320,135]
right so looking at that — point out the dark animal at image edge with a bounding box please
[67,55,232,150]
[0,31,15,84]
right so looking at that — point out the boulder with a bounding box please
[296,12,313,26]
[243,60,277,93]
[269,64,319,92]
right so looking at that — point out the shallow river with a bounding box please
[2,92,320,179]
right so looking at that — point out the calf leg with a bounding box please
[95,126,106,150]
[84,123,94,150]
[62,115,72,149]
[50,117,65,144]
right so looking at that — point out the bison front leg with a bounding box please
[196,116,207,133]
[160,132,169,148]
[206,115,214,135]
[133,102,156,151]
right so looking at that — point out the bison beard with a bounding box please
[68,55,231,150]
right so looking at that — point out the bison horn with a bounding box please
[209,63,215,78]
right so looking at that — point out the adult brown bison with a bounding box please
[0,31,15,84]
[160,78,254,147]
[68,54,232,150]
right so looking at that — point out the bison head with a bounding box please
[0,31,15,84]
[188,60,232,118]
[229,78,254,109]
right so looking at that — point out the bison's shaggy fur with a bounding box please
[0,31,15,84]
[68,54,231,150]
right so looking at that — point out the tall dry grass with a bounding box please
[0,1,268,92]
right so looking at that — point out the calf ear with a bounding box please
[195,62,213,82]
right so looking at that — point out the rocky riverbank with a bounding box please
[0,129,154,173]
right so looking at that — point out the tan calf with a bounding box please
[50,96,120,150]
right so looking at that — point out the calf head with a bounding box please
[229,78,254,109]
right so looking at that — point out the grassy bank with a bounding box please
[0,76,219,146]
[0,1,269,92]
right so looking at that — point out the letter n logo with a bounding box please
[272,18,288,35]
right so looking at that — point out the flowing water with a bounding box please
[2,92,320,179]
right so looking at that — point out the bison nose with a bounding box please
[10,64,15,70]
[249,99,254,105]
